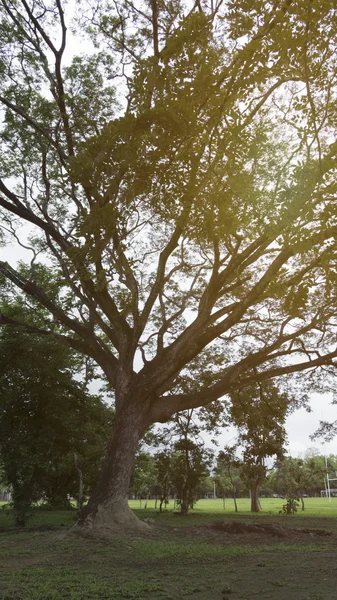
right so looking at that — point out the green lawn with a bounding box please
[129,496,337,517]
[1,498,337,599]
[1,496,336,529]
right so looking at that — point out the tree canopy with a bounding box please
[0,0,337,535]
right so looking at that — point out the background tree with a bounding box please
[129,452,157,508]
[0,463,10,501]
[154,409,214,515]
[155,451,173,512]
[270,457,309,510]
[197,475,216,499]
[304,454,337,497]
[231,381,289,512]
[216,445,245,512]
[0,0,337,535]
[0,303,113,525]
[268,452,337,500]
[169,440,212,515]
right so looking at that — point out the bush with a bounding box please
[280,497,299,515]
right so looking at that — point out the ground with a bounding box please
[0,499,336,600]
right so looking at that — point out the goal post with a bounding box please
[323,477,337,502]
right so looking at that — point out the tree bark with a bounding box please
[74,404,150,537]
[233,490,238,513]
[250,485,261,512]
[180,445,190,515]
[151,0,159,57]
[180,497,189,516]
[74,452,84,510]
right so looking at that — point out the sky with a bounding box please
[210,392,337,459]
[285,393,336,457]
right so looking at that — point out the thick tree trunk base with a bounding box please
[72,502,151,539]
[70,405,153,540]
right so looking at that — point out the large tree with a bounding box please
[0,0,337,536]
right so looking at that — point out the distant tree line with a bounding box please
[129,449,337,515]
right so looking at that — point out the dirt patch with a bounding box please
[168,517,337,550]
[211,520,333,537]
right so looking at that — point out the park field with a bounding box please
[129,496,337,517]
[1,498,337,600]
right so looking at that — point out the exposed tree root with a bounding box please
[71,504,152,540]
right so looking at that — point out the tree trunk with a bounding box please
[180,499,189,515]
[180,478,189,515]
[74,453,84,510]
[233,490,238,513]
[250,485,261,513]
[300,496,305,511]
[74,406,149,537]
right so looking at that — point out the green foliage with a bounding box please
[269,453,337,500]
[154,451,172,511]
[129,452,157,502]
[0,307,113,525]
[170,441,213,514]
[132,409,214,514]
[230,381,290,511]
[312,415,337,443]
[151,409,214,514]
[215,446,246,508]
[280,497,300,515]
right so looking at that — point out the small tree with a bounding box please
[271,458,308,511]
[231,381,289,512]
[155,451,173,512]
[171,409,215,515]
[216,446,245,513]
[170,440,213,515]
[303,454,332,498]
[129,452,157,508]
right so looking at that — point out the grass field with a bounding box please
[1,496,337,528]
[1,498,337,599]
[129,496,337,517]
